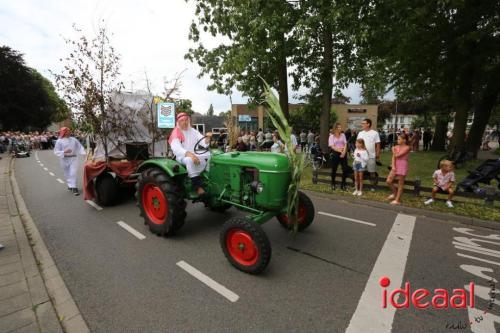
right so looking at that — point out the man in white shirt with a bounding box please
[290,128,298,151]
[54,127,86,195]
[169,113,212,196]
[356,118,381,186]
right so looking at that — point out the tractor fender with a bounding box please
[137,159,187,178]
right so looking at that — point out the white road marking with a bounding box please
[346,214,416,333]
[43,167,48,171]
[117,221,145,240]
[176,260,239,302]
[318,211,376,227]
[56,178,65,184]
[457,253,500,267]
[40,163,44,167]
[85,200,103,211]
[49,172,55,176]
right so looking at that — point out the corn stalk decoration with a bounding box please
[262,80,306,233]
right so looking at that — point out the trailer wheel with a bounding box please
[220,217,271,274]
[277,191,315,231]
[95,173,118,206]
[136,168,186,237]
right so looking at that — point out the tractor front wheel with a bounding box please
[136,168,186,237]
[277,191,315,231]
[220,217,271,274]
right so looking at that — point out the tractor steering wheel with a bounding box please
[194,135,214,155]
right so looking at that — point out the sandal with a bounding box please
[387,194,395,200]
[390,200,401,205]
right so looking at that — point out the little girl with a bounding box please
[352,139,369,196]
[386,133,410,205]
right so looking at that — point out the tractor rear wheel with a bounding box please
[136,168,186,237]
[95,173,118,206]
[277,191,315,231]
[220,217,271,274]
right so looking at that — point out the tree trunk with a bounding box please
[431,115,448,151]
[277,33,289,121]
[450,103,469,151]
[465,84,499,157]
[319,23,333,153]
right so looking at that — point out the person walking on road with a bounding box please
[386,133,410,205]
[54,127,86,196]
[356,119,380,190]
[329,123,349,191]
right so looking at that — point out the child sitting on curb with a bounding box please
[425,159,455,208]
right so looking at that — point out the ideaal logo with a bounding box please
[380,276,475,309]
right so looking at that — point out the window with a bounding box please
[193,123,205,134]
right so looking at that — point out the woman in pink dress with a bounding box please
[386,133,410,205]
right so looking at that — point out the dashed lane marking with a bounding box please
[346,214,416,333]
[49,172,55,176]
[318,211,376,227]
[117,221,146,240]
[43,167,48,171]
[176,260,239,303]
[56,179,65,184]
[85,200,103,211]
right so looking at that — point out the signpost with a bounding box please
[157,102,175,129]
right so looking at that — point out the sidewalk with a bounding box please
[0,154,88,332]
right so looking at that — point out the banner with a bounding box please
[157,102,175,129]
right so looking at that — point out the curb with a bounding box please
[9,158,90,333]
[303,189,500,231]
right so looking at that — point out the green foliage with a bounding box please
[411,115,435,130]
[0,46,69,130]
[176,99,195,116]
[186,0,296,106]
[262,80,305,233]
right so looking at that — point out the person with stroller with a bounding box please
[425,160,455,208]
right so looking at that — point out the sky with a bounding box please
[0,0,366,115]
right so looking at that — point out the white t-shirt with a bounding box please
[433,169,455,188]
[353,148,369,168]
[291,134,298,147]
[357,130,380,158]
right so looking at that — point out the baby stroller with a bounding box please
[457,158,500,193]
[10,140,31,158]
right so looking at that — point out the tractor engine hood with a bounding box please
[212,152,290,173]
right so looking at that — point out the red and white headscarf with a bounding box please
[168,113,190,144]
[58,127,70,138]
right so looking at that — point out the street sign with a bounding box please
[157,102,175,129]
[238,115,252,122]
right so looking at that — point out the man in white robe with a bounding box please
[169,113,212,196]
[54,127,86,196]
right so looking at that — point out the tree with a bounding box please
[53,24,124,160]
[290,0,359,152]
[0,46,69,130]
[176,99,195,116]
[206,103,214,116]
[186,0,298,119]
[358,0,500,154]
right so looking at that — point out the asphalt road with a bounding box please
[13,150,500,333]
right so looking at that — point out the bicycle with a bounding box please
[305,144,327,170]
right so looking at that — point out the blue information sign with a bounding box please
[238,115,252,122]
[157,102,175,129]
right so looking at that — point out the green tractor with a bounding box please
[135,136,315,274]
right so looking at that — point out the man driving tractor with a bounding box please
[168,112,212,197]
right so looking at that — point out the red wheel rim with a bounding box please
[142,184,168,225]
[278,202,307,225]
[226,229,259,266]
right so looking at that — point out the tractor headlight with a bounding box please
[251,181,264,193]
